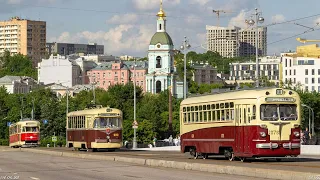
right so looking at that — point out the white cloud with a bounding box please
[107,14,138,25]
[272,14,285,23]
[228,10,248,28]
[185,14,203,25]
[6,0,55,3]
[219,0,258,11]
[189,0,210,6]
[49,24,155,56]
[132,0,180,10]
[314,17,320,25]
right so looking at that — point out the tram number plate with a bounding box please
[269,130,279,135]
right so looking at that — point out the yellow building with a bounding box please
[0,16,46,66]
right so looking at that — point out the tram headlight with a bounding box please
[107,136,110,139]
[293,131,300,137]
[260,132,266,137]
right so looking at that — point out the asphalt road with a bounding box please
[0,150,267,180]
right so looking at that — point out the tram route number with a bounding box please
[268,130,280,135]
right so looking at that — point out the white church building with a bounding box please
[145,1,183,98]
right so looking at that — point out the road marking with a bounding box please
[30,177,40,180]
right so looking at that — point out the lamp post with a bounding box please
[246,8,264,88]
[180,36,191,99]
[66,88,69,147]
[132,60,138,149]
[302,104,314,135]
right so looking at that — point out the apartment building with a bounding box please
[228,56,281,85]
[281,55,320,92]
[0,75,38,94]
[38,54,97,87]
[206,25,267,57]
[0,16,46,66]
[190,62,222,85]
[239,27,267,56]
[46,42,104,56]
[87,61,148,92]
[206,25,240,57]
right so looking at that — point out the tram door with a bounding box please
[235,105,244,154]
[243,105,250,154]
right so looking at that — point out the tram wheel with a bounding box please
[228,153,235,161]
[194,152,199,159]
[202,154,208,160]
[239,157,246,162]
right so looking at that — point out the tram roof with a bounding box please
[9,119,40,127]
[67,106,122,116]
[181,87,298,105]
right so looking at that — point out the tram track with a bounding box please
[24,147,320,173]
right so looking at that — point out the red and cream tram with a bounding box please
[9,118,40,148]
[67,105,123,152]
[180,88,301,161]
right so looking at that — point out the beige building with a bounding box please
[0,16,46,66]
[206,25,267,57]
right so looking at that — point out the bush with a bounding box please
[40,136,65,147]
[0,139,9,146]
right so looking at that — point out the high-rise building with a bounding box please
[46,42,104,56]
[206,25,240,57]
[206,25,267,57]
[0,16,46,66]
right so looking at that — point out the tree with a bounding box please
[0,51,37,79]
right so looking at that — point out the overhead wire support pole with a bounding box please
[132,59,137,149]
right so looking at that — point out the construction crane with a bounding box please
[212,10,233,27]
[296,37,320,44]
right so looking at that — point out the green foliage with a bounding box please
[0,50,37,79]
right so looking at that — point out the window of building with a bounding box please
[312,69,315,75]
[294,69,296,75]
[305,86,308,91]
[312,86,315,91]
[305,78,308,84]
[312,78,315,84]
[305,69,308,75]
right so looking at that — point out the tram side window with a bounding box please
[183,107,187,123]
[252,105,256,120]
[191,106,195,123]
[199,106,203,122]
[195,106,198,122]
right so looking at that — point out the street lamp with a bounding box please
[132,60,138,149]
[180,36,191,99]
[246,8,264,88]
[302,104,314,135]
[66,88,69,147]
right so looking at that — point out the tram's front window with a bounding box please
[93,117,120,128]
[23,127,39,132]
[260,104,298,121]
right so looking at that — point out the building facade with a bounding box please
[145,2,183,98]
[228,56,281,85]
[38,54,97,87]
[46,42,104,56]
[206,25,240,57]
[87,61,148,91]
[206,25,267,57]
[0,16,46,66]
[281,56,320,92]
[0,75,38,94]
[191,62,222,85]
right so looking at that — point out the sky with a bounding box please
[1,0,320,57]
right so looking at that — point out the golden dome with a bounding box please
[157,0,166,18]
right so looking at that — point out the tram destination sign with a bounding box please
[265,97,295,102]
[98,113,118,116]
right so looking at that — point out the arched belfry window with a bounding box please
[156,56,162,68]
[159,24,162,30]
[156,80,161,93]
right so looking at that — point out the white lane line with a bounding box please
[29,177,40,180]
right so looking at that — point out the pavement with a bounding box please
[0,150,265,180]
